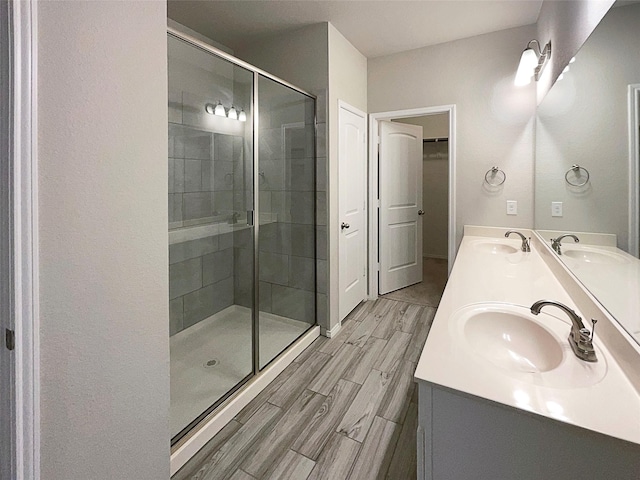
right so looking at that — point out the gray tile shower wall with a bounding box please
[169,234,235,336]
[232,91,321,326]
[168,129,244,226]
[168,125,244,336]
[314,89,328,329]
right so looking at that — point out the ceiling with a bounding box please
[167,0,544,59]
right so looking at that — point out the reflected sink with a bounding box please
[464,309,563,373]
[472,240,519,255]
[450,303,608,388]
[562,246,628,265]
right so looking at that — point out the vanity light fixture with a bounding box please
[205,101,245,122]
[214,101,226,117]
[514,39,552,86]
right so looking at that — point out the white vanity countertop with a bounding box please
[415,226,640,445]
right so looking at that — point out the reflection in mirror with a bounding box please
[534,2,640,345]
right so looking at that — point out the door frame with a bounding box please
[9,1,40,478]
[368,105,456,299]
[628,84,640,258]
[337,100,368,321]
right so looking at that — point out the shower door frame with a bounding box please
[168,27,320,473]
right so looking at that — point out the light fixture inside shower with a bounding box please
[205,101,245,121]
[214,101,226,117]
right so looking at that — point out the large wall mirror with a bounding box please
[534,1,640,345]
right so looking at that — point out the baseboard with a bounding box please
[170,325,320,475]
[323,321,342,338]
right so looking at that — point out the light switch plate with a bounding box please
[551,201,563,217]
[506,200,518,215]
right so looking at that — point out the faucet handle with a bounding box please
[578,328,591,342]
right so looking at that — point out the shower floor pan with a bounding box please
[170,305,311,438]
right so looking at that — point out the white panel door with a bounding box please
[338,103,367,321]
[379,121,423,295]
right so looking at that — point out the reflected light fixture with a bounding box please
[204,103,215,115]
[214,101,226,117]
[514,39,552,86]
[228,105,238,120]
[238,109,247,122]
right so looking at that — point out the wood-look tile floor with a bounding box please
[173,270,446,480]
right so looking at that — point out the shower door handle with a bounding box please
[247,210,254,226]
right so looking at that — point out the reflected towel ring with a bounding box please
[565,164,590,187]
[484,166,506,186]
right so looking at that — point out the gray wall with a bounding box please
[0,1,13,476]
[535,3,640,252]
[38,2,170,478]
[536,0,614,104]
[422,140,449,259]
[369,24,538,253]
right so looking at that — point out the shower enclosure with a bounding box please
[168,32,317,444]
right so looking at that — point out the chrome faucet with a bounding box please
[505,231,530,252]
[530,300,597,362]
[551,234,579,255]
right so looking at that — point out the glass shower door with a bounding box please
[168,34,255,443]
[257,75,316,369]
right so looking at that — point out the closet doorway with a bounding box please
[369,105,456,298]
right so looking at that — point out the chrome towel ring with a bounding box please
[484,166,506,186]
[565,164,590,187]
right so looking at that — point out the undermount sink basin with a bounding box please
[472,241,519,255]
[562,246,628,265]
[462,307,563,373]
[450,303,608,388]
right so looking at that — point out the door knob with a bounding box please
[418,210,425,216]
[341,222,350,230]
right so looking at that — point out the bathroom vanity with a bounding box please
[414,226,640,480]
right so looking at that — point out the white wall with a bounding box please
[536,0,613,104]
[38,2,170,478]
[369,25,537,252]
[535,3,640,252]
[328,23,367,331]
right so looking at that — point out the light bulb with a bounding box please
[558,73,564,81]
[514,48,538,86]
[570,56,576,64]
[562,65,570,73]
[228,105,238,120]
[205,103,215,115]
[238,109,247,122]
[214,101,226,117]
